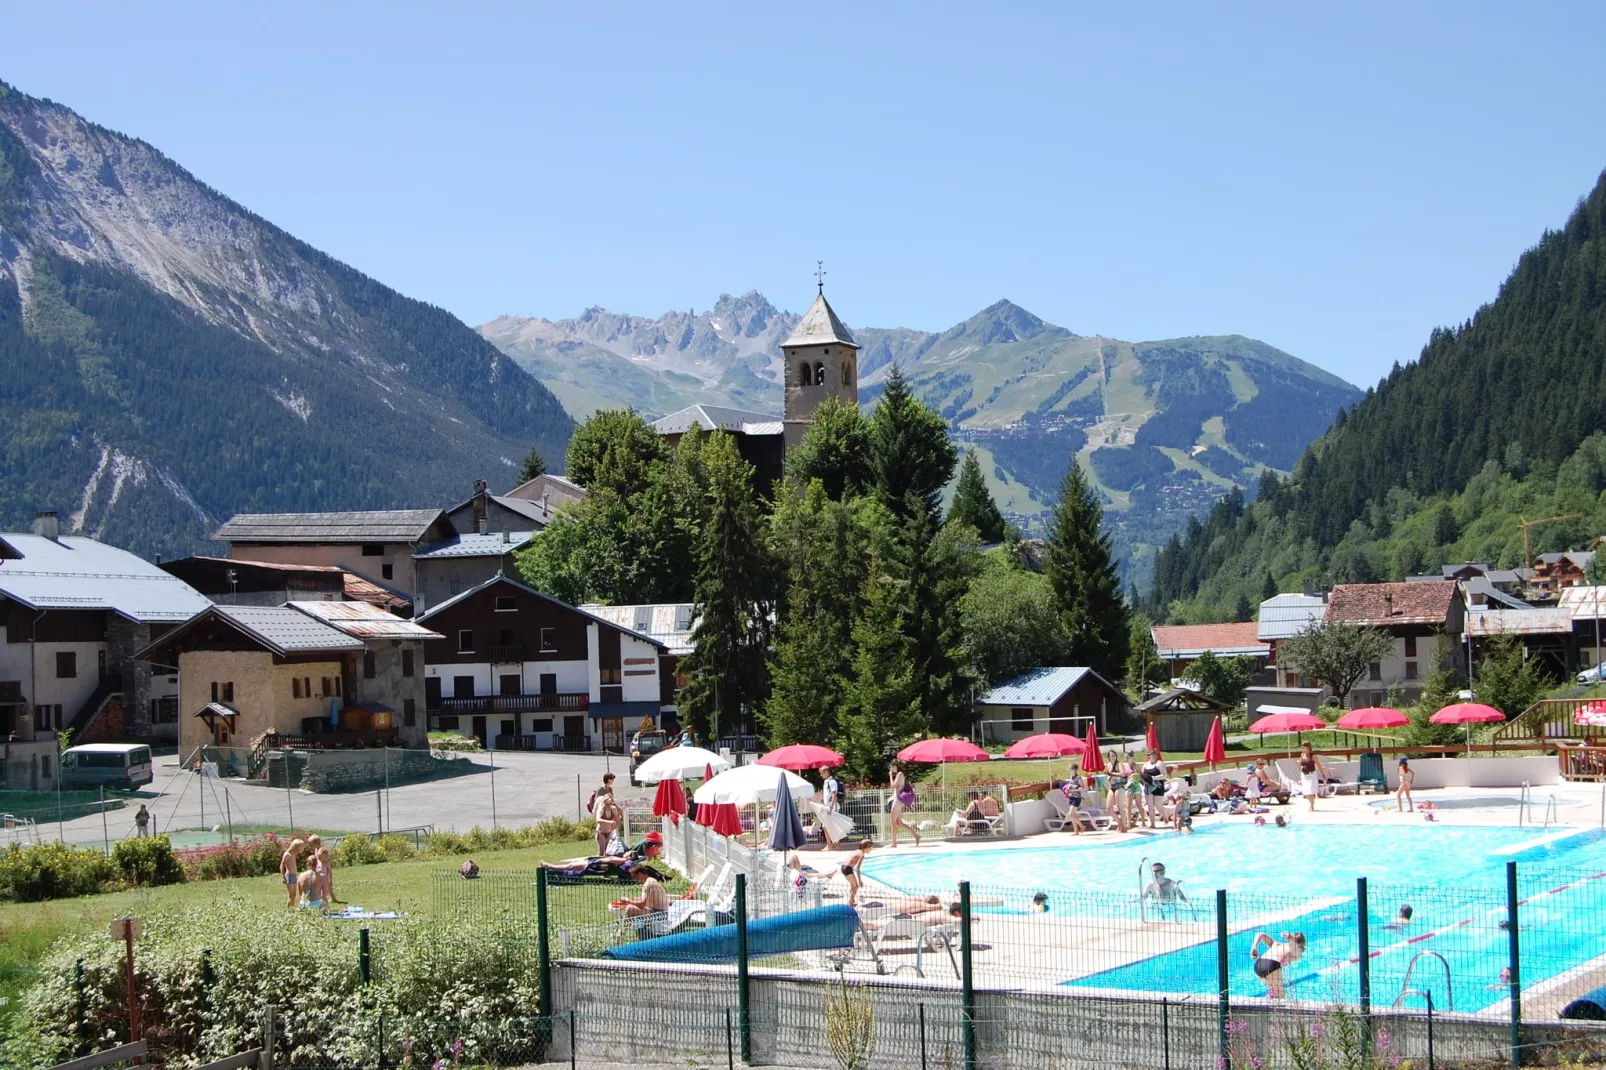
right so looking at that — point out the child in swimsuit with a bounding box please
[840,839,872,907]
[280,839,306,908]
[1061,773,1087,835]
[1248,931,1306,999]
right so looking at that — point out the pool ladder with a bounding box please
[1518,782,1560,827]
[1395,950,1453,1011]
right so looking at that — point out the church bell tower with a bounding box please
[781,271,859,453]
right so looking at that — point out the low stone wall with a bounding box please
[271,748,470,793]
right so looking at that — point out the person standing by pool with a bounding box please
[840,839,872,906]
[1248,931,1306,999]
[1396,757,1416,812]
[1061,769,1087,835]
[1297,742,1329,811]
[1140,750,1168,828]
[1104,752,1132,832]
[887,761,921,847]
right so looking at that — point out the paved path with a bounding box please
[42,749,650,846]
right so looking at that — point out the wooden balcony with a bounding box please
[427,693,588,715]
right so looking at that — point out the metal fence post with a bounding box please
[736,873,751,1063]
[1161,997,1170,1070]
[1507,860,1521,1067]
[1216,888,1229,1069]
[75,957,86,1055]
[358,927,371,986]
[1426,990,1436,1070]
[725,1006,735,1070]
[262,1004,276,1070]
[960,881,976,1070]
[569,1009,576,1070]
[1357,876,1371,1059]
[919,1003,928,1070]
[537,868,553,1044]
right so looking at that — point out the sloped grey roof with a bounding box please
[287,600,442,640]
[414,532,534,560]
[583,602,696,655]
[213,510,445,543]
[780,292,858,349]
[651,404,783,436]
[1466,607,1573,637]
[212,605,364,654]
[1257,593,1326,641]
[975,666,1119,707]
[0,534,212,623]
[415,573,667,649]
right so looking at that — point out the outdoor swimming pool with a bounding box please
[860,823,1606,1012]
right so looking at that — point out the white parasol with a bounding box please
[693,764,813,806]
[632,746,731,784]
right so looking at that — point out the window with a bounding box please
[798,361,809,385]
[675,606,692,631]
[1367,662,1382,682]
[813,362,826,386]
[634,607,652,631]
[321,678,331,698]
[403,699,416,727]
[1011,707,1034,731]
[438,715,460,730]
[600,668,622,685]
[335,677,342,697]
[1404,661,1419,681]
[364,651,377,679]
[540,627,556,653]
[1403,635,1418,658]
[292,678,301,699]
[303,677,312,699]
[34,704,50,731]
[211,681,219,702]
[531,718,554,733]
[495,596,517,612]
[40,754,51,781]
[498,629,514,647]
[841,362,852,387]
[55,651,76,679]
[381,563,394,581]
[362,543,384,556]
[458,630,474,653]
[222,682,234,703]
[401,649,415,677]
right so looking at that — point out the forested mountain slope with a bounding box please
[1149,169,1606,620]
[0,79,572,557]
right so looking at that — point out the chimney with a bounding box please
[473,478,488,535]
[1384,591,1396,616]
[502,528,510,544]
[32,511,59,540]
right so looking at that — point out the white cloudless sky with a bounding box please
[2,1,1602,388]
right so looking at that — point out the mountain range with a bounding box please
[0,80,573,557]
[482,296,1361,579]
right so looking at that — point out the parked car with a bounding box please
[629,730,670,785]
[1577,665,1606,685]
[61,743,154,790]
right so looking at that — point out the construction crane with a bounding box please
[1517,513,1584,567]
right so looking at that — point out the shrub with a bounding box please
[0,842,116,902]
[3,901,543,1068]
[427,731,483,753]
[111,835,185,887]
[181,835,285,882]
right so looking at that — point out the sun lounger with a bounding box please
[856,914,961,978]
[628,898,708,939]
[1357,752,1388,794]
[1044,792,1112,832]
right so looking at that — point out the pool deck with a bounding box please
[790,782,1606,1009]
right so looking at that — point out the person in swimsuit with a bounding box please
[306,835,337,904]
[1248,931,1307,999]
[887,762,920,847]
[1297,742,1328,812]
[1104,752,1131,832]
[1141,863,1188,906]
[616,866,670,918]
[594,790,621,856]
[1384,904,1414,929]
[280,838,306,907]
[1061,772,1087,835]
[1396,757,1415,812]
[1140,751,1168,829]
[840,839,872,906]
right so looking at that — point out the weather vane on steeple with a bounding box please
[815,260,826,294]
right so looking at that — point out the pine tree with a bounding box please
[868,365,957,525]
[677,433,776,740]
[1044,458,1131,681]
[947,448,1006,542]
[1232,592,1252,622]
[517,446,547,484]
[1261,572,1278,602]
[891,496,978,736]
[838,562,923,780]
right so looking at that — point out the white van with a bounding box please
[60,743,155,790]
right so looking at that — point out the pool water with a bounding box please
[862,823,1604,903]
[860,823,1606,1011]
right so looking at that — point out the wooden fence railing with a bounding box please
[1493,696,1603,742]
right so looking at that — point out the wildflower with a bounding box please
[1226,1018,1249,1034]
[432,1061,445,1070]
[1309,1021,1325,1039]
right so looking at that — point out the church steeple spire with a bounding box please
[781,280,858,453]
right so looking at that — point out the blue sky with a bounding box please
[1,2,1602,388]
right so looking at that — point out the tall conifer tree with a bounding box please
[1045,459,1131,681]
[947,448,1007,542]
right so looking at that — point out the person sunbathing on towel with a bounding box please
[863,903,961,931]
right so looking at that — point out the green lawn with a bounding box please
[0,838,604,1032]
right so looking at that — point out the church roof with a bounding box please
[651,404,784,437]
[781,292,858,350]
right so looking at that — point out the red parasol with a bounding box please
[1429,703,1505,725]
[1145,719,1162,759]
[652,777,687,824]
[710,801,744,838]
[1248,711,1327,734]
[758,744,845,770]
[1080,723,1106,772]
[897,738,991,763]
[703,762,715,782]
[1202,716,1227,766]
[1336,707,1409,730]
[1003,733,1089,759]
[1575,701,1606,727]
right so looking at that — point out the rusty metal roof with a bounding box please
[213,509,446,543]
[288,600,440,640]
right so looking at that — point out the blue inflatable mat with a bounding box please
[1561,985,1606,1020]
[601,904,860,963]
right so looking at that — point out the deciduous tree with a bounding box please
[1278,621,1393,705]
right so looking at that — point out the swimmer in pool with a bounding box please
[1248,931,1307,999]
[1030,892,1050,913]
[1384,904,1414,929]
